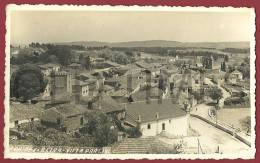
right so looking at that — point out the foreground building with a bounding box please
[10,102,42,128]
[41,103,89,132]
[124,99,188,137]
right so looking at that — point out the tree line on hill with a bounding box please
[11,44,81,66]
[11,43,140,66]
[221,48,250,54]
[98,50,137,65]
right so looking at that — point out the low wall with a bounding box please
[223,105,251,109]
[190,114,251,147]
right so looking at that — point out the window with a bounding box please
[195,80,199,84]
[31,118,34,122]
[169,119,171,123]
[162,123,165,131]
[147,124,151,129]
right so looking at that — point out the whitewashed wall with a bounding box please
[140,115,188,137]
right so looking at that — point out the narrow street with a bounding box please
[158,116,250,154]
[191,77,231,119]
[188,116,250,153]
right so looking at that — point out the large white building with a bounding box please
[125,99,188,137]
[228,70,243,84]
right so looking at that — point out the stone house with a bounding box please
[41,103,90,132]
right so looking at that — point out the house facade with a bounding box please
[38,63,60,77]
[228,70,243,84]
[125,99,188,137]
[10,102,41,128]
[41,103,89,132]
[139,115,189,137]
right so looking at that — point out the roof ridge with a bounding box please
[122,97,178,105]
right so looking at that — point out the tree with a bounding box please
[191,91,203,103]
[81,112,118,147]
[10,64,46,101]
[125,51,134,57]
[224,55,229,62]
[239,63,250,79]
[29,128,71,147]
[221,62,226,72]
[80,54,91,70]
[209,86,223,105]
[112,53,130,65]
[244,57,250,64]
[240,116,251,134]
[47,55,58,63]
[45,45,72,66]
[158,75,166,92]
[126,125,142,138]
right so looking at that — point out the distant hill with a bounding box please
[55,40,250,49]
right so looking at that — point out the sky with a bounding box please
[10,9,253,45]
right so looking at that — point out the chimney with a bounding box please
[98,94,102,110]
[157,89,163,104]
[74,94,80,105]
[72,70,81,105]
[156,112,159,120]
[50,70,56,104]
[138,115,141,123]
[88,101,93,109]
[123,104,127,119]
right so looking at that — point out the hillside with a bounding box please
[55,40,250,49]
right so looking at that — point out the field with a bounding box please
[217,108,251,131]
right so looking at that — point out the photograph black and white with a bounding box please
[4,5,256,159]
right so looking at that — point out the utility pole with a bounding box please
[197,138,200,154]
[215,106,218,126]
[50,70,56,104]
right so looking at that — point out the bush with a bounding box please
[149,142,183,154]
[126,125,142,138]
[81,112,118,147]
[240,116,251,133]
[29,128,71,147]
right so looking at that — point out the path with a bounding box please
[158,116,251,154]
[189,116,250,153]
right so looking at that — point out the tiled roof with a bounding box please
[38,63,60,69]
[72,79,89,86]
[111,89,128,97]
[132,87,164,101]
[10,102,42,122]
[100,96,124,113]
[125,99,186,123]
[116,75,145,90]
[135,61,152,69]
[48,103,88,117]
[231,70,242,75]
[104,61,122,67]
[69,63,81,67]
